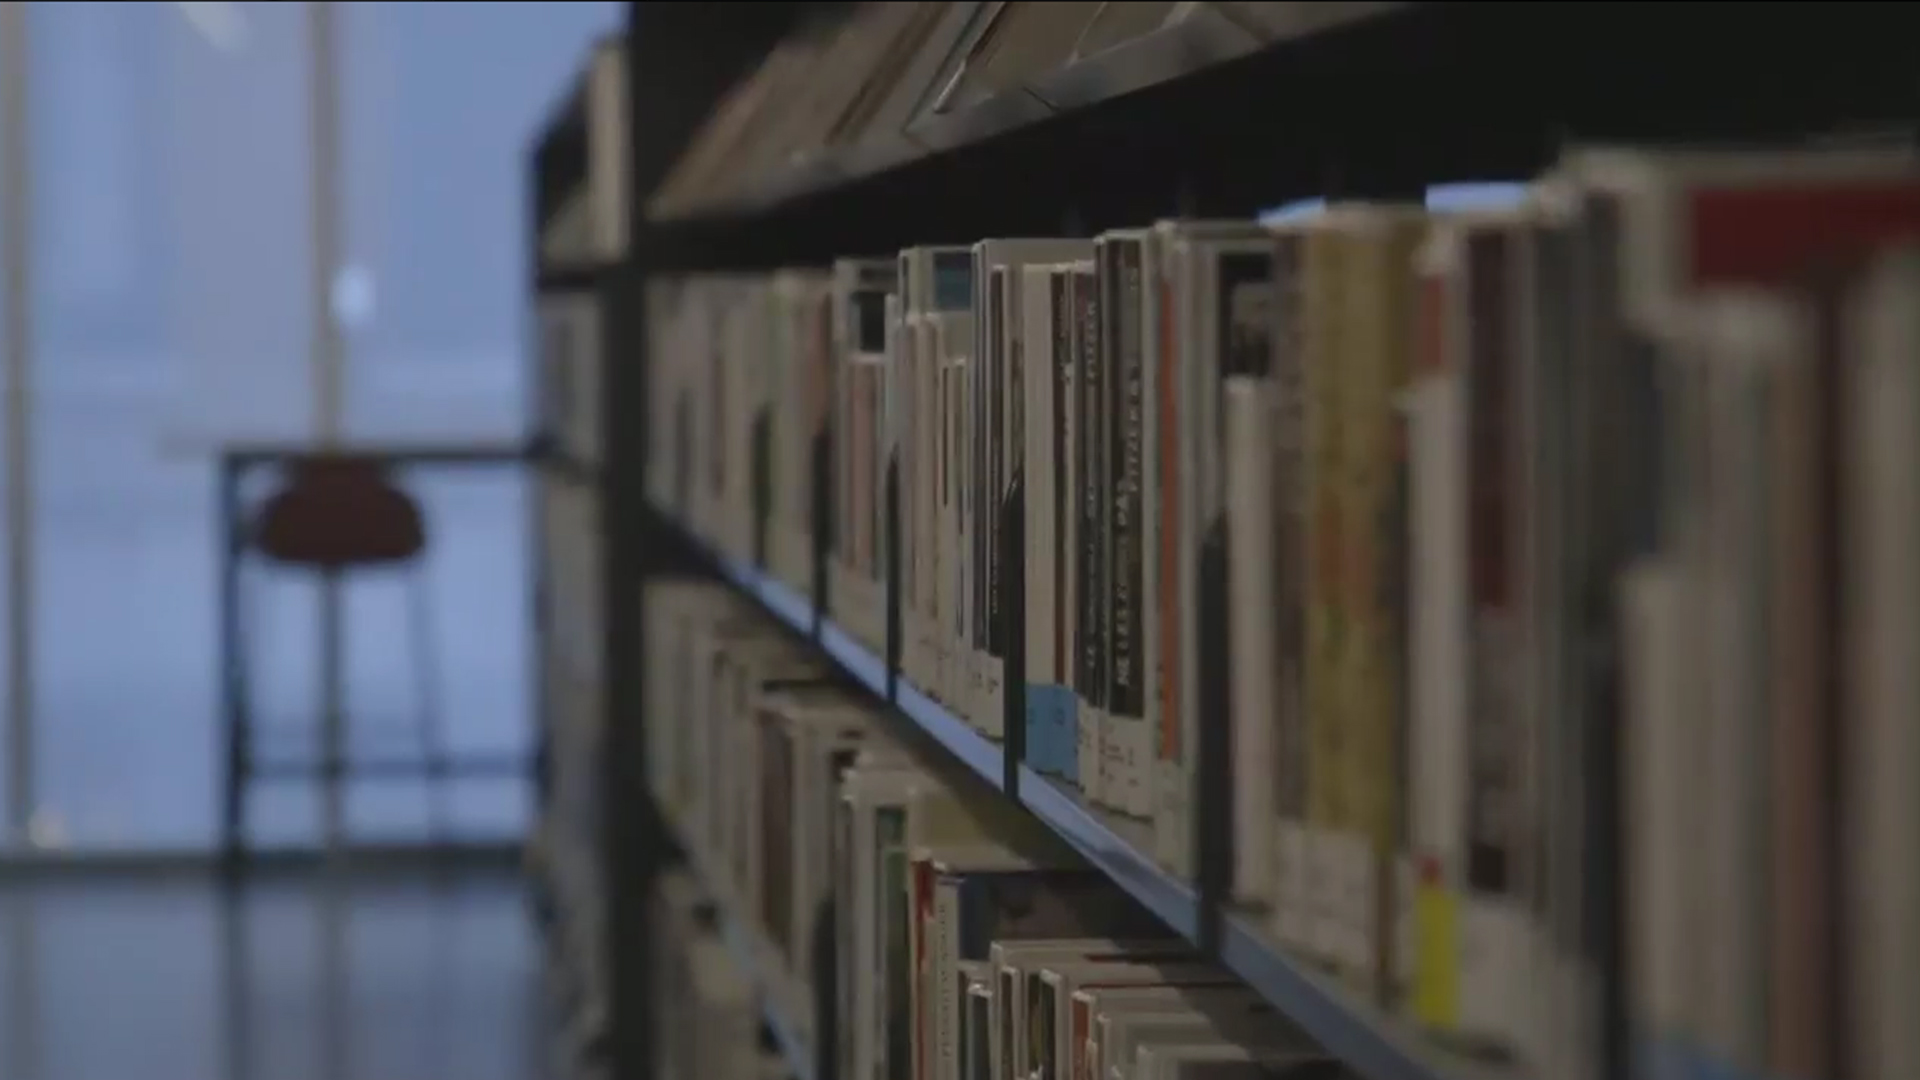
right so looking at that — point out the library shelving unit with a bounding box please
[528,5,1920,1080]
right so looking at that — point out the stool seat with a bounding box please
[253,456,426,569]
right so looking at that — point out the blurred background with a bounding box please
[0,0,619,856]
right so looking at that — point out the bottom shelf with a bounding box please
[656,522,1525,1080]
[662,803,816,1080]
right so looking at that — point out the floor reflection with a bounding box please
[0,861,544,1080]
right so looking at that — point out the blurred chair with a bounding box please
[225,454,448,859]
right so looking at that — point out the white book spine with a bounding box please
[935,879,960,1080]
[1621,558,1690,1073]
[906,310,930,688]
[1406,368,1468,1021]
[1024,266,1056,770]
[1848,252,1920,1080]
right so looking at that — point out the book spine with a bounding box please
[971,253,991,726]
[1302,224,1345,969]
[1208,243,1275,892]
[1108,235,1149,817]
[1225,377,1277,910]
[971,250,988,720]
[915,315,937,686]
[1268,229,1312,948]
[869,348,888,635]
[952,317,972,709]
[1407,228,1469,1034]
[1049,270,1078,781]
[939,347,958,702]
[936,877,961,1080]
[1138,237,1163,839]
[912,857,937,1080]
[1074,265,1101,797]
[1344,219,1423,997]
[995,965,1019,1080]
[848,793,876,1080]
[1024,266,1052,775]
[890,294,913,666]
[985,265,1009,736]
[1845,250,1920,1080]
[1152,237,1189,873]
[1068,992,1097,1080]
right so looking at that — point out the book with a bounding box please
[1223,378,1276,913]
[1022,262,1071,779]
[1027,960,1242,1080]
[1069,257,1104,800]
[922,850,1169,1080]
[841,766,924,1080]
[835,257,904,651]
[1403,207,1538,1055]
[1095,229,1154,818]
[1843,245,1920,1080]
[973,239,1096,738]
[990,940,1194,1080]
[1091,995,1293,1080]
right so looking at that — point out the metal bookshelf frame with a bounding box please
[524,5,1920,1079]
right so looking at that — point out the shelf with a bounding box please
[656,507,1506,1080]
[679,6,1407,221]
[1015,763,1202,941]
[702,536,1006,790]
[668,808,817,1080]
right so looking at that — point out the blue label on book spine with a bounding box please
[1023,689,1049,775]
[1046,686,1077,783]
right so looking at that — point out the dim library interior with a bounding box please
[529,5,1920,1080]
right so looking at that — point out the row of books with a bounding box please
[646,2,1391,220]
[643,143,1920,1080]
[646,580,1356,1080]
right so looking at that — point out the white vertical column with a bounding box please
[308,0,347,848]
[0,0,35,846]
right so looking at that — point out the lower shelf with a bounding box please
[655,510,1521,1080]
[662,803,816,1080]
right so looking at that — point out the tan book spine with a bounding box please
[1300,221,1347,969]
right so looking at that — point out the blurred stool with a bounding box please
[224,454,448,860]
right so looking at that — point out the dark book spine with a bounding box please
[1048,271,1077,779]
[1078,260,1104,715]
[972,251,989,670]
[1051,272,1074,698]
[1075,257,1105,714]
[1110,237,1145,729]
[986,266,1008,667]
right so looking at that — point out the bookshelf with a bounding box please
[658,510,1493,1080]
[528,6,1920,1080]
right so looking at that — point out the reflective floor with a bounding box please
[0,861,546,1080]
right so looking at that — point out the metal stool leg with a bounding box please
[219,464,248,877]
[405,559,448,842]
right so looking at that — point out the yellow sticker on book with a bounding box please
[1412,870,1459,1027]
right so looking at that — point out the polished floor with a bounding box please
[0,862,548,1080]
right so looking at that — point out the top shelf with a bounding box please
[647,2,1408,223]
[623,2,1920,272]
